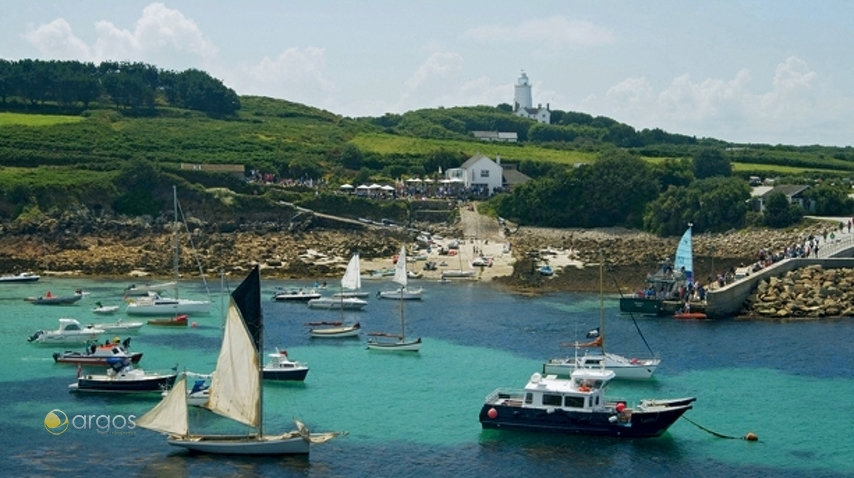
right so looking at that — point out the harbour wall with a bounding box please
[705,240,854,318]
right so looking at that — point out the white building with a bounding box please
[445,153,505,195]
[513,71,550,124]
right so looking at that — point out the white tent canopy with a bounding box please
[356,184,370,190]
[369,183,382,189]
[339,184,354,189]
[406,178,422,183]
[381,185,395,191]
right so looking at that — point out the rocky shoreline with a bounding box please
[1,208,849,320]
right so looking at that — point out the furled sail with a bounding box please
[393,245,408,288]
[204,274,261,428]
[674,225,693,283]
[341,253,361,291]
[136,376,189,436]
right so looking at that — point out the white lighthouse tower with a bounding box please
[513,71,550,124]
[514,71,533,111]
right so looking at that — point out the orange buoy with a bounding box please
[487,408,498,419]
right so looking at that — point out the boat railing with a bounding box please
[485,388,526,405]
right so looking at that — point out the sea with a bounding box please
[1,276,852,478]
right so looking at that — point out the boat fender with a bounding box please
[608,415,618,424]
[631,358,639,364]
[487,408,498,419]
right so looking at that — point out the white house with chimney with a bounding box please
[513,71,550,124]
[445,153,505,195]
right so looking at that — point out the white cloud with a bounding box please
[24,2,216,64]
[466,16,614,49]
[580,56,854,145]
[236,47,339,99]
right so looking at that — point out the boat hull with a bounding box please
[54,352,143,365]
[307,298,367,310]
[309,326,361,338]
[0,273,40,283]
[27,295,82,306]
[70,373,177,393]
[674,312,708,320]
[377,289,423,300]
[479,401,693,438]
[262,367,309,381]
[366,338,422,352]
[619,297,664,315]
[167,435,309,455]
[542,356,660,380]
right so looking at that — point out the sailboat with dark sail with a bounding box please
[137,266,346,455]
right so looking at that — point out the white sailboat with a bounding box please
[367,245,422,352]
[377,249,423,300]
[306,252,365,338]
[543,254,660,379]
[126,186,211,317]
[137,266,346,455]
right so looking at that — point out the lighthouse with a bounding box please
[514,71,533,111]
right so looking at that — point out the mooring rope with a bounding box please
[682,415,758,441]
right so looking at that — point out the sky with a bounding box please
[2,1,854,147]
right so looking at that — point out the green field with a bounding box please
[0,112,86,127]
[351,133,598,165]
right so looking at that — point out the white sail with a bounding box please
[674,225,693,283]
[204,297,260,427]
[136,376,189,436]
[393,245,408,288]
[341,253,362,291]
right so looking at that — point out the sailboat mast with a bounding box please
[173,185,180,301]
[599,251,605,351]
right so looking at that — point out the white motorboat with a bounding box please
[123,281,178,297]
[307,296,367,310]
[368,245,422,352]
[0,272,40,283]
[89,318,145,333]
[92,301,120,315]
[271,288,322,302]
[262,349,309,381]
[137,266,346,455]
[28,318,105,345]
[126,292,211,316]
[377,286,423,300]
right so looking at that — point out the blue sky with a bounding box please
[2,1,853,147]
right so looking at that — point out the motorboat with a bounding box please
[123,281,178,297]
[68,358,178,394]
[24,291,83,306]
[271,288,322,302]
[126,292,211,316]
[307,296,367,310]
[262,349,309,381]
[479,368,695,438]
[377,286,423,300]
[53,338,143,366]
[92,301,121,315]
[90,318,145,333]
[28,318,105,345]
[0,272,40,283]
[538,265,554,276]
[162,373,211,407]
[147,314,188,327]
[674,312,708,320]
[306,321,361,338]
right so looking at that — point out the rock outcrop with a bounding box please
[739,265,854,320]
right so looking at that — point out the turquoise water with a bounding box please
[1,277,852,477]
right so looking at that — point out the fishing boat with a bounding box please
[125,186,211,317]
[305,321,361,338]
[53,338,143,366]
[68,358,177,394]
[543,255,661,380]
[0,272,40,283]
[137,266,346,455]
[619,225,693,315]
[367,245,422,352]
[262,349,309,381]
[28,318,105,345]
[479,368,695,438]
[147,314,188,327]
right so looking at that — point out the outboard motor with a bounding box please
[27,330,44,342]
[122,337,131,349]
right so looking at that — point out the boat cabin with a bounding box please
[520,369,615,411]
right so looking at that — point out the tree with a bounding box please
[339,144,364,170]
[763,191,803,228]
[803,184,854,216]
[579,151,658,227]
[651,157,694,192]
[692,148,731,179]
